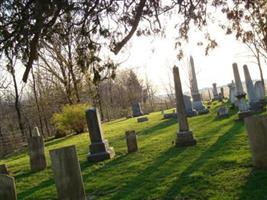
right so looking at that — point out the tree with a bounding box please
[1,0,267,84]
[5,52,25,136]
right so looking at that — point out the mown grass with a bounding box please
[1,101,267,200]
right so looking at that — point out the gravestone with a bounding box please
[217,106,229,118]
[131,103,143,117]
[245,115,267,168]
[86,108,115,162]
[0,174,17,200]
[0,164,9,174]
[228,81,237,107]
[163,113,177,119]
[188,56,208,114]
[243,65,262,112]
[254,81,265,104]
[50,145,86,200]
[212,83,218,99]
[173,66,197,147]
[220,87,224,98]
[183,95,197,117]
[137,117,149,123]
[232,63,251,120]
[28,136,46,171]
[125,130,138,153]
[212,83,222,101]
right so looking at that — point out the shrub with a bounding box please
[52,104,88,135]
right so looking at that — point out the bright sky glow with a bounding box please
[114,19,266,95]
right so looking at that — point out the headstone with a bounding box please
[243,65,262,112]
[125,130,138,153]
[212,83,218,98]
[232,63,251,120]
[228,81,237,107]
[188,56,208,114]
[163,113,177,119]
[86,108,115,162]
[137,117,149,123]
[254,81,265,104]
[28,136,46,171]
[220,87,224,98]
[50,145,86,200]
[183,95,197,117]
[131,103,143,117]
[245,115,267,168]
[212,83,222,101]
[0,174,17,200]
[0,164,9,174]
[217,106,229,118]
[173,66,197,147]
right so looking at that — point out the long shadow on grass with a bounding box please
[17,178,55,199]
[108,118,177,144]
[162,121,244,199]
[109,147,186,200]
[80,118,178,177]
[238,169,267,200]
[139,118,177,136]
[45,134,77,147]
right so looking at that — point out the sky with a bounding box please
[113,8,266,95]
[115,31,265,95]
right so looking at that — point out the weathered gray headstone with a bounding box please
[173,66,197,147]
[137,117,149,123]
[217,106,229,118]
[183,95,197,117]
[163,113,177,119]
[131,102,143,117]
[212,83,218,98]
[188,56,208,114]
[232,63,251,120]
[228,81,237,107]
[28,136,46,171]
[254,81,265,104]
[0,174,17,200]
[50,145,86,200]
[212,83,222,101]
[86,108,115,162]
[245,115,267,168]
[0,164,9,174]
[243,64,262,112]
[125,130,138,153]
[220,87,224,98]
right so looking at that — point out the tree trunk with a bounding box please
[31,69,45,138]
[9,64,25,136]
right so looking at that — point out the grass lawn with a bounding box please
[1,101,267,200]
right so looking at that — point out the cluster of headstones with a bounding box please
[211,83,224,101]
[173,63,267,169]
[227,63,265,120]
[0,108,139,200]
[163,56,209,120]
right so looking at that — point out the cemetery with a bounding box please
[1,1,267,200]
[1,61,267,199]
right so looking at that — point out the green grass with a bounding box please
[1,101,267,200]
